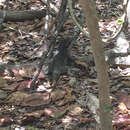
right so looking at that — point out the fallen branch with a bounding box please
[0,10,47,22]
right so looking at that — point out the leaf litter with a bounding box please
[0,0,129,129]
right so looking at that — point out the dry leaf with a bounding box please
[51,89,66,102]
[6,91,29,105]
[0,116,13,126]
[22,93,51,106]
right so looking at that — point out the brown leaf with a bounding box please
[80,117,94,124]
[69,105,83,116]
[0,116,13,126]
[51,89,66,102]
[75,60,89,69]
[116,92,130,110]
[0,90,8,100]
[12,66,36,78]
[118,103,128,112]
[55,88,75,106]
[24,110,44,118]
[62,115,72,126]
[17,80,32,90]
[55,95,75,106]
[21,116,36,125]
[22,93,51,106]
[0,78,7,88]
[6,91,29,105]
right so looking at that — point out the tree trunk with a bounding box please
[79,0,112,130]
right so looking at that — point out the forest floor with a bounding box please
[0,0,130,130]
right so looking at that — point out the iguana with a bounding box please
[47,38,73,86]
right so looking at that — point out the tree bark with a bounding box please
[0,10,47,22]
[79,0,112,130]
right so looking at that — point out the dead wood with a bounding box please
[0,9,47,22]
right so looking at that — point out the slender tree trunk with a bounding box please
[79,0,112,130]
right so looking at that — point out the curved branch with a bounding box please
[68,0,89,37]
[103,12,127,42]
[68,0,129,43]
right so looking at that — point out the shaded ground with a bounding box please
[0,0,130,130]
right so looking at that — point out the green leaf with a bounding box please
[118,18,123,25]
[104,106,112,112]
[53,110,67,119]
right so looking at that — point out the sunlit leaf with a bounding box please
[117,18,123,25]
